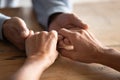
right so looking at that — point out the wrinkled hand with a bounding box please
[25,30,58,68]
[49,13,88,31]
[49,13,88,51]
[3,17,29,50]
[58,28,105,63]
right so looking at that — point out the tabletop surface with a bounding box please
[0,1,120,80]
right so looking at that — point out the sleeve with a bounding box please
[32,0,72,30]
[0,13,10,40]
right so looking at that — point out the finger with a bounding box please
[38,31,48,44]
[72,16,88,29]
[39,31,48,39]
[61,25,74,29]
[28,30,34,38]
[72,22,88,30]
[63,38,71,45]
[25,30,34,47]
[59,49,75,60]
[68,28,83,34]
[21,28,30,38]
[48,30,58,42]
[49,25,59,31]
[58,35,64,41]
[58,28,73,38]
[58,40,74,50]
[34,31,40,35]
[48,30,58,47]
[40,31,48,35]
[58,40,66,48]
[15,17,30,37]
[59,28,81,45]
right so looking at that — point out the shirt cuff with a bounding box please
[0,13,11,40]
[40,7,71,30]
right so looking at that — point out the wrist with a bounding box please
[13,58,46,80]
[26,54,51,70]
[94,47,111,63]
[95,47,120,66]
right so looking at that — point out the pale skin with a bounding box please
[58,28,120,72]
[12,30,58,80]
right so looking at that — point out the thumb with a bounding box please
[28,30,34,38]
[72,17,88,30]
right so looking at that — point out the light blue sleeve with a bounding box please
[32,0,72,30]
[0,13,10,40]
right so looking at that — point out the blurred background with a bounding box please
[1,0,118,7]
[19,0,119,7]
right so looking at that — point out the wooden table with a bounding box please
[0,1,120,80]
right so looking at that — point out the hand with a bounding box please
[49,13,88,31]
[13,30,58,80]
[58,28,105,63]
[3,17,29,50]
[49,13,88,50]
[25,30,58,68]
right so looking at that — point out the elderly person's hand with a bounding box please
[58,28,120,72]
[49,13,88,51]
[58,28,105,63]
[3,17,29,50]
[49,13,88,31]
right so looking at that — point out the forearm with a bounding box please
[12,58,48,80]
[97,48,120,71]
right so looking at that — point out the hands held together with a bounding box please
[4,13,120,80]
[25,28,105,68]
[13,28,120,80]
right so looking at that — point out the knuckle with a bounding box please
[50,33,56,39]
[40,31,48,35]
[50,30,57,33]
[39,31,48,38]
[34,32,40,35]
[49,30,57,38]
[73,32,79,36]
[73,32,81,39]
[78,30,84,34]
